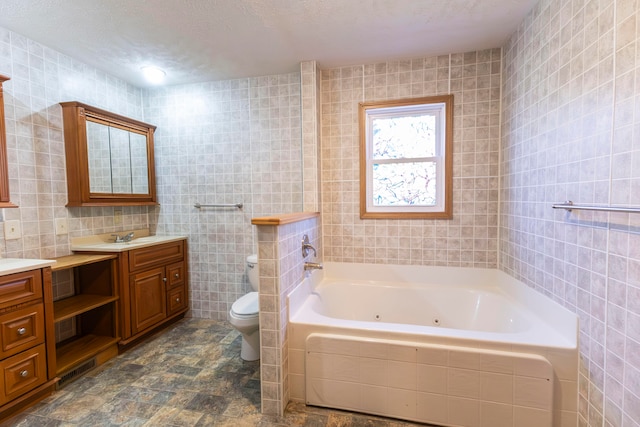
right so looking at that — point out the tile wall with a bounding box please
[255,215,321,415]
[500,0,640,425]
[144,73,303,320]
[301,60,322,212]
[320,50,501,268]
[0,24,305,325]
[0,25,151,261]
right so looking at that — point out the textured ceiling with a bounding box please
[0,0,537,87]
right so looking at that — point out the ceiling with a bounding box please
[0,0,537,88]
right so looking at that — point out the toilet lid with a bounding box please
[231,292,259,316]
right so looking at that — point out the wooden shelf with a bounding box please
[53,294,119,323]
[56,334,119,375]
[51,254,117,272]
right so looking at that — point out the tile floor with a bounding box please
[2,318,434,426]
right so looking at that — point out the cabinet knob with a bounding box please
[17,327,26,335]
[175,298,180,303]
[19,370,28,378]
[174,273,179,279]
[163,277,167,282]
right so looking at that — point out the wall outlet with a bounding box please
[4,220,21,240]
[114,209,122,225]
[55,218,69,235]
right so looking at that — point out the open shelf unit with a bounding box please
[51,253,120,377]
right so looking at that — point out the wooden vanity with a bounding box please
[0,236,188,420]
[69,233,189,351]
[118,239,188,348]
[0,259,57,420]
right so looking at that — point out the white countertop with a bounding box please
[0,258,56,276]
[71,235,187,252]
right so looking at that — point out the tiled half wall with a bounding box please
[254,213,321,415]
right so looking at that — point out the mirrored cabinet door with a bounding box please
[0,75,17,208]
[60,102,157,207]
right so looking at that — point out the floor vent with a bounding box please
[57,358,96,389]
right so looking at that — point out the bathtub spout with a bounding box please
[304,262,323,271]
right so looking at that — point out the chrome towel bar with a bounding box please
[552,201,640,214]
[194,202,243,209]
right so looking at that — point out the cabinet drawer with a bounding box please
[0,270,43,310]
[128,241,184,272]
[167,262,185,288]
[0,344,47,404]
[0,303,44,359]
[167,286,187,316]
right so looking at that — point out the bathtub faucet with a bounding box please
[304,262,323,271]
[301,234,317,258]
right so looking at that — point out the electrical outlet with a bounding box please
[114,209,122,225]
[4,220,21,240]
[55,218,68,235]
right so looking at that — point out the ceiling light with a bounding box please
[141,66,166,84]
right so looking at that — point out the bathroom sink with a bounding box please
[71,234,186,252]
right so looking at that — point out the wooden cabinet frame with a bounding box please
[0,75,16,208]
[59,101,157,207]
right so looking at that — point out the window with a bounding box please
[359,95,453,219]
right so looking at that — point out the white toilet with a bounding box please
[228,254,260,361]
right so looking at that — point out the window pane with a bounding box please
[372,162,436,206]
[372,114,436,159]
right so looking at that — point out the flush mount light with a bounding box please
[141,66,166,84]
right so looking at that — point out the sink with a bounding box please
[71,234,187,253]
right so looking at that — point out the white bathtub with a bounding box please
[287,263,579,427]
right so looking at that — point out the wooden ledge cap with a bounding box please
[251,212,319,226]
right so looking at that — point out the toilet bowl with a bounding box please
[228,254,260,361]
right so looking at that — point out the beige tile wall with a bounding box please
[320,50,501,268]
[256,215,321,415]
[501,0,640,425]
[301,60,321,212]
[0,26,151,259]
[0,24,306,325]
[144,73,303,321]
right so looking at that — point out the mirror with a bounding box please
[60,101,157,206]
[0,75,16,208]
[86,121,149,194]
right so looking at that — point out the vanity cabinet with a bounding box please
[118,239,188,348]
[0,266,57,419]
[59,101,157,207]
[51,254,119,379]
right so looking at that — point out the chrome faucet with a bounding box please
[304,262,323,271]
[301,234,317,258]
[112,232,135,243]
[301,234,322,271]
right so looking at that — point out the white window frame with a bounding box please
[359,95,453,219]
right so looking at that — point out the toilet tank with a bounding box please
[247,254,259,291]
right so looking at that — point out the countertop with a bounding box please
[71,235,187,253]
[0,258,56,276]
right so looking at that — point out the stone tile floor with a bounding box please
[2,318,433,426]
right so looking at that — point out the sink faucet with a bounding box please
[112,232,135,243]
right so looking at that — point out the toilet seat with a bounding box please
[231,292,259,318]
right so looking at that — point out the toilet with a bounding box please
[228,254,260,361]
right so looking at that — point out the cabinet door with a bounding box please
[130,267,166,335]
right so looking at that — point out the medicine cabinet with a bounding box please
[60,102,157,206]
[0,75,16,208]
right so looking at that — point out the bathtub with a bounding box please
[287,263,579,427]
